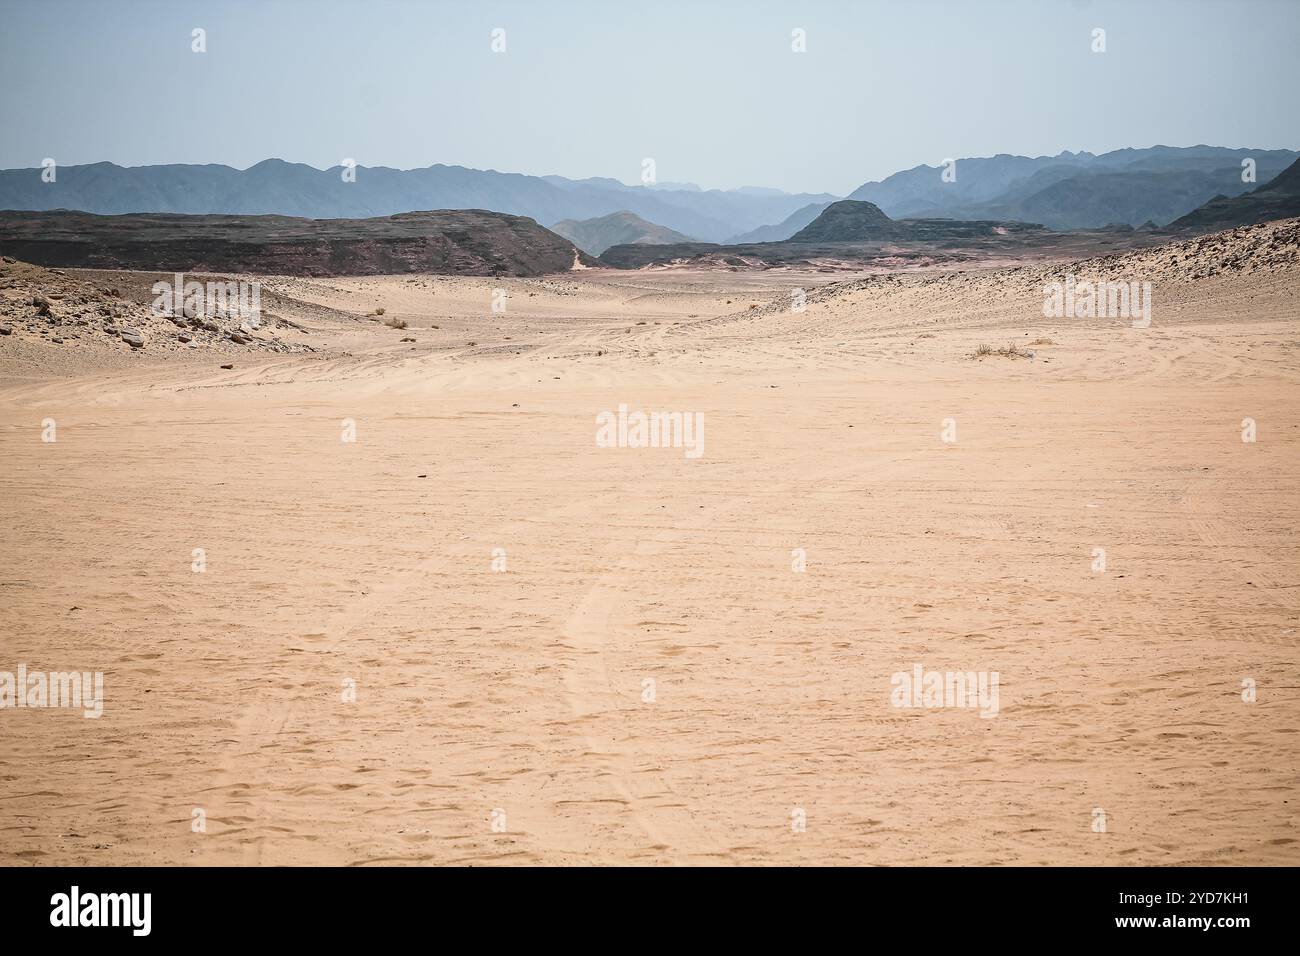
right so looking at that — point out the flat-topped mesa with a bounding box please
[0,209,600,277]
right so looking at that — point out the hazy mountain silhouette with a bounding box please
[727,202,831,243]
[847,146,1299,228]
[3,146,1295,243]
[551,210,695,255]
[0,160,835,244]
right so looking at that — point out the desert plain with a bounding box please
[1,221,1298,865]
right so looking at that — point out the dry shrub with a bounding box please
[972,343,1031,359]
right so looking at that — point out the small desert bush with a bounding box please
[374,307,386,316]
[384,317,407,329]
[972,343,1031,359]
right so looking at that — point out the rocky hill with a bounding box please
[1169,158,1300,231]
[601,200,1051,268]
[0,257,315,356]
[788,200,900,241]
[790,200,1047,243]
[0,209,595,277]
[551,210,694,255]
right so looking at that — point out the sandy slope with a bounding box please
[1,223,1297,866]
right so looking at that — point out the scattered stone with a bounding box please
[219,363,234,369]
[0,325,11,335]
[119,329,145,348]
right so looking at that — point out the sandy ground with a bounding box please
[2,228,1298,865]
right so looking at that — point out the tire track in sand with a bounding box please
[557,454,909,863]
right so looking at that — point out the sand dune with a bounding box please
[1,222,1297,865]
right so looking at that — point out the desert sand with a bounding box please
[1,221,1297,865]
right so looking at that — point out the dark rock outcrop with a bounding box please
[1169,158,1300,231]
[789,200,900,241]
[0,209,595,277]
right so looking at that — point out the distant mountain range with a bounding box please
[0,159,834,244]
[848,145,1298,230]
[0,146,1294,248]
[551,211,694,255]
[7,168,1293,280]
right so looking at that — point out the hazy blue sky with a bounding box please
[2,0,1296,194]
